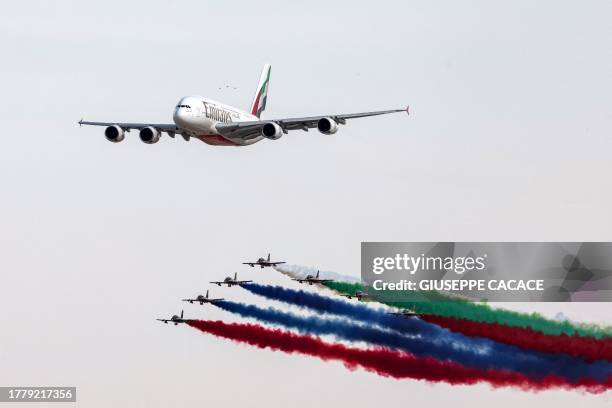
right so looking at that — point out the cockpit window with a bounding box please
[177,104,191,108]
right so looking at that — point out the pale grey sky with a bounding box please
[0,0,611,406]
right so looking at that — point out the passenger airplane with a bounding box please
[210,273,253,287]
[242,253,285,269]
[182,290,224,305]
[292,270,334,285]
[78,64,408,146]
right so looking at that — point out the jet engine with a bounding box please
[261,122,283,140]
[104,125,125,143]
[139,126,161,144]
[317,117,338,135]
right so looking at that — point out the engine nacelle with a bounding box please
[104,125,125,143]
[261,122,283,140]
[139,126,161,144]
[317,117,339,135]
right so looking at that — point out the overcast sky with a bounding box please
[0,1,611,406]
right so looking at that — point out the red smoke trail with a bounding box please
[187,320,611,393]
[420,315,612,363]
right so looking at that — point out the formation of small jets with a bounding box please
[157,252,419,324]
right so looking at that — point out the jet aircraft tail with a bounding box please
[250,64,271,118]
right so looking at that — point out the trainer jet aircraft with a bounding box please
[341,289,371,301]
[210,273,253,287]
[292,270,334,285]
[182,290,224,305]
[79,64,408,146]
[242,253,286,269]
[157,310,188,325]
[387,309,420,317]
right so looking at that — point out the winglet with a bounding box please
[78,118,83,127]
[406,105,410,115]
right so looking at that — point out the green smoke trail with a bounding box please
[322,281,612,339]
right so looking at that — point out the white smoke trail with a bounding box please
[274,264,360,283]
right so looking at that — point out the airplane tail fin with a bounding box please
[205,290,209,299]
[249,64,271,118]
[180,310,184,318]
[267,253,271,262]
[234,272,237,280]
[316,270,320,278]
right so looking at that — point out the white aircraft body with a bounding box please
[182,290,224,305]
[157,310,189,325]
[292,270,334,285]
[210,272,253,287]
[79,64,408,146]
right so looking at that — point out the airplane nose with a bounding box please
[174,106,194,126]
[173,108,187,126]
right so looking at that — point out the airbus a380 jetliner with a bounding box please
[79,64,408,146]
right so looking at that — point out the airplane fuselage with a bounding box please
[173,96,261,146]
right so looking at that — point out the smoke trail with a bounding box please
[241,282,441,337]
[215,299,612,384]
[323,281,612,362]
[239,283,612,383]
[322,281,612,339]
[274,264,360,283]
[419,314,612,363]
[187,319,610,392]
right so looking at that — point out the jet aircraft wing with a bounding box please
[215,108,408,140]
[78,120,182,136]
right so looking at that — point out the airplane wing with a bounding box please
[215,108,408,140]
[242,263,256,266]
[269,262,286,266]
[316,279,334,283]
[209,281,225,285]
[236,280,253,284]
[78,120,183,136]
[156,319,170,323]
